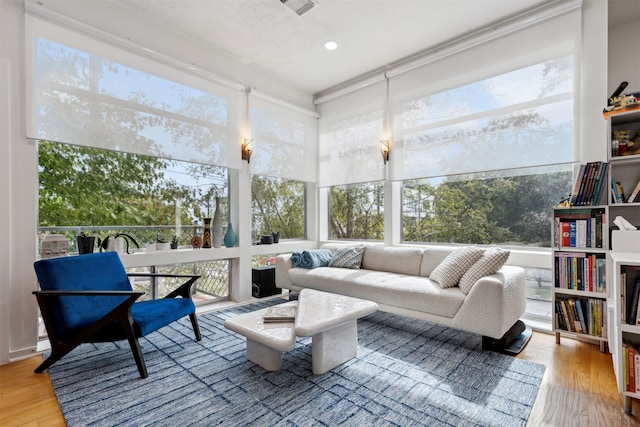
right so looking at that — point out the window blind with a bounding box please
[317,80,386,187]
[248,92,318,182]
[388,10,580,181]
[26,16,242,169]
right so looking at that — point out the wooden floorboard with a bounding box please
[1,331,639,426]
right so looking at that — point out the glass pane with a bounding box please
[251,175,305,241]
[329,182,385,240]
[37,140,228,252]
[402,164,573,247]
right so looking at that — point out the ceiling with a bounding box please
[29,0,640,96]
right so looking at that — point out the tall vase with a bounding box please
[202,217,212,248]
[224,223,236,247]
[212,196,223,248]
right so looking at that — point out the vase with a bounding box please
[76,235,95,255]
[202,217,212,248]
[212,196,223,248]
[224,223,236,247]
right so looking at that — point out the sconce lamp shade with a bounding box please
[380,140,390,165]
[241,138,253,163]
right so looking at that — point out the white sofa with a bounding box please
[275,244,526,340]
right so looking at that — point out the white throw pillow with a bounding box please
[458,248,510,294]
[429,246,485,288]
[329,246,365,269]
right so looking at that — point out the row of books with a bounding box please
[554,252,606,293]
[612,176,640,204]
[622,276,640,325]
[555,297,606,337]
[569,162,608,206]
[623,341,640,394]
[552,208,607,249]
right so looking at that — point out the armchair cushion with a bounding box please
[131,299,195,337]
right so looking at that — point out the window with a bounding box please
[251,175,305,241]
[329,182,385,240]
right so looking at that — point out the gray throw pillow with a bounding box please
[458,248,510,294]
[329,246,365,269]
[429,246,485,288]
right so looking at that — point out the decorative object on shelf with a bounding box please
[41,234,70,259]
[202,218,212,248]
[260,234,274,245]
[380,139,390,165]
[241,137,253,163]
[272,230,280,243]
[99,233,139,255]
[156,240,171,251]
[145,242,156,252]
[212,196,223,248]
[190,235,202,249]
[76,233,95,255]
[224,223,236,247]
[171,235,179,249]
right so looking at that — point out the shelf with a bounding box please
[120,246,241,269]
[554,288,608,298]
[554,329,608,342]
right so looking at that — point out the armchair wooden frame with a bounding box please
[34,272,202,379]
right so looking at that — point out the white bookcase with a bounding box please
[607,109,640,415]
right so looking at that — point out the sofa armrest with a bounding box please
[451,265,526,339]
[275,253,294,289]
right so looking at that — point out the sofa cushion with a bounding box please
[288,267,465,318]
[419,247,458,277]
[361,246,424,276]
[458,248,510,294]
[329,246,365,269]
[429,246,485,288]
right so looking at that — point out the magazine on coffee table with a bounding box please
[263,306,297,323]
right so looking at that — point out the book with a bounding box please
[628,178,640,203]
[628,280,640,325]
[612,176,622,204]
[263,305,297,323]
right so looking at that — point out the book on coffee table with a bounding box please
[263,306,297,323]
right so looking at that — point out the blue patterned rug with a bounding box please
[46,299,545,426]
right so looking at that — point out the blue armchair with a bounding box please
[33,252,202,378]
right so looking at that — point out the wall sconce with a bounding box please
[380,140,390,165]
[241,138,253,163]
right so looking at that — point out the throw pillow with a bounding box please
[329,246,365,269]
[458,248,510,294]
[429,246,485,288]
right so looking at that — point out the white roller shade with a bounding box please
[248,92,318,182]
[389,10,580,181]
[317,79,386,187]
[26,16,242,168]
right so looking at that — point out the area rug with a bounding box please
[46,299,545,426]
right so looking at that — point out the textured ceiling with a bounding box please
[30,0,640,95]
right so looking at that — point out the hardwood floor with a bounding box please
[1,331,639,426]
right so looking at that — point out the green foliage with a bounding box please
[402,171,573,246]
[330,183,384,240]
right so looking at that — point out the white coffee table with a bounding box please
[224,289,378,374]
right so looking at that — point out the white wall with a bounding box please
[608,18,640,96]
[0,0,614,363]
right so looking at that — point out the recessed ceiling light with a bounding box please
[324,41,338,51]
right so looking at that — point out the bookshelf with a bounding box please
[552,206,609,350]
[607,109,640,415]
[610,253,640,415]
